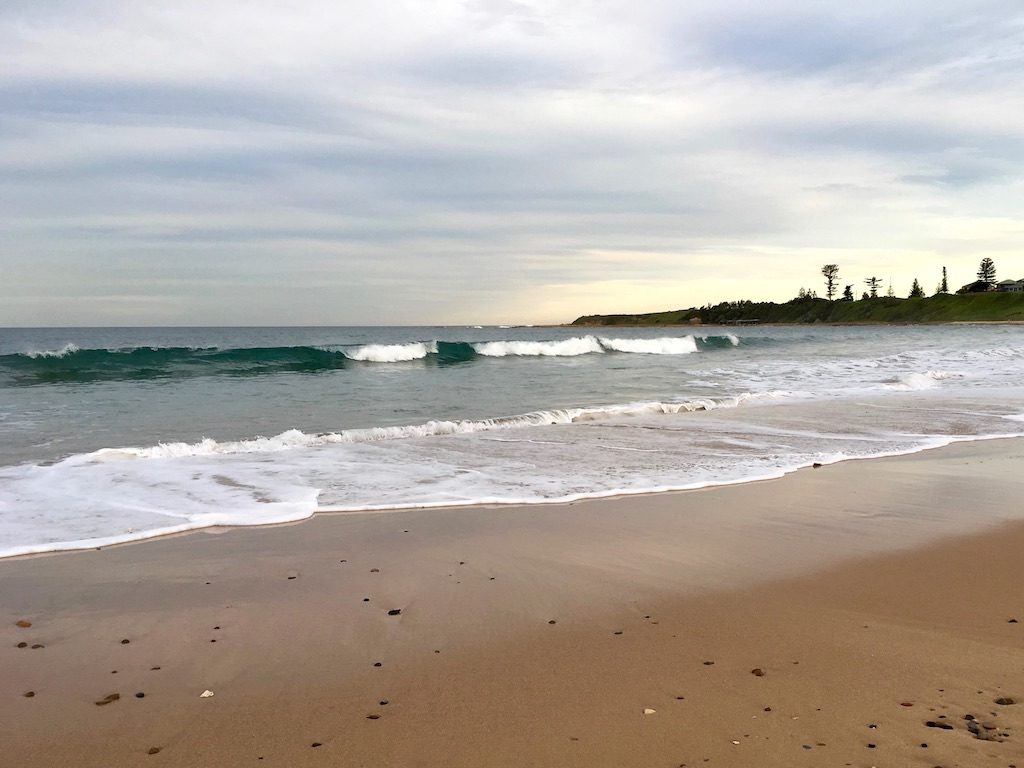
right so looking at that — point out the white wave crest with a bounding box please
[344,342,436,362]
[472,336,604,357]
[599,336,698,355]
[24,343,80,359]
[79,392,796,463]
[887,371,960,390]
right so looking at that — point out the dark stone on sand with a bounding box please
[311,742,322,747]
[210,639,216,643]
[31,644,44,649]
[95,693,120,706]
[387,609,402,616]
[367,714,381,720]
[677,696,685,700]
[901,701,914,707]
[763,707,771,712]
[459,561,465,565]
[703,661,714,666]
[370,568,380,573]
[866,743,876,748]
[15,620,32,628]
[214,626,220,630]
[812,462,822,468]
[287,576,296,580]
[16,642,27,648]
[1009,618,1018,623]
[373,662,382,667]
[151,666,161,671]
[363,598,370,602]
[548,620,557,625]
[339,559,347,563]
[995,697,1016,705]
[121,639,130,644]
[751,668,765,676]
[379,700,389,705]
[147,747,161,755]
[136,692,145,698]
[802,744,812,749]
[23,691,35,698]
[614,631,623,635]
[925,721,953,730]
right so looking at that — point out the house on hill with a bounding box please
[957,279,995,294]
[996,278,1024,293]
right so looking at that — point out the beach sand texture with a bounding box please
[2,439,1023,767]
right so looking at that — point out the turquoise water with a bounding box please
[1,324,1022,556]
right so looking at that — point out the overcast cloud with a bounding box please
[2,0,1023,325]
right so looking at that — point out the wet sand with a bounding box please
[2,438,1023,767]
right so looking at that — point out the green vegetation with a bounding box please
[571,291,1024,326]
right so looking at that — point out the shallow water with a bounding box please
[1,324,1022,556]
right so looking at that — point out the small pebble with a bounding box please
[16,642,27,649]
[703,661,714,666]
[15,620,32,628]
[387,609,402,616]
[23,691,35,698]
[548,620,557,625]
[147,747,161,755]
[751,668,765,677]
[31,644,44,649]
[367,714,380,720]
[373,662,382,667]
[136,692,145,699]
[311,742,322,747]
[121,639,130,645]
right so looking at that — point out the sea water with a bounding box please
[0,324,1022,557]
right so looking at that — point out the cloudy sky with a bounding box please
[2,1,1023,325]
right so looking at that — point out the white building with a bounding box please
[996,279,1024,293]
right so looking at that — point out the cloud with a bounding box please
[1,1,1023,324]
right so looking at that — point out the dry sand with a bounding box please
[2,438,1023,767]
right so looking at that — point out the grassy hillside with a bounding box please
[571,292,1024,326]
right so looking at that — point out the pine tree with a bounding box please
[864,276,882,298]
[909,278,925,298]
[937,266,949,294]
[821,264,840,300]
[977,258,996,285]
[842,284,854,301]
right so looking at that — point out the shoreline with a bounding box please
[6,431,1022,563]
[3,438,1023,766]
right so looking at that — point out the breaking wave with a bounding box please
[1,335,744,385]
[80,391,794,463]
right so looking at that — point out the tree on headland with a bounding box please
[977,257,996,285]
[909,278,925,298]
[936,266,949,295]
[842,284,854,301]
[864,276,882,298]
[821,264,840,300]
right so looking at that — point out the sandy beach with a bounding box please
[3,438,1023,767]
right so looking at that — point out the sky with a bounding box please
[2,0,1023,326]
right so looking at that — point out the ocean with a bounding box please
[1,324,1022,558]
